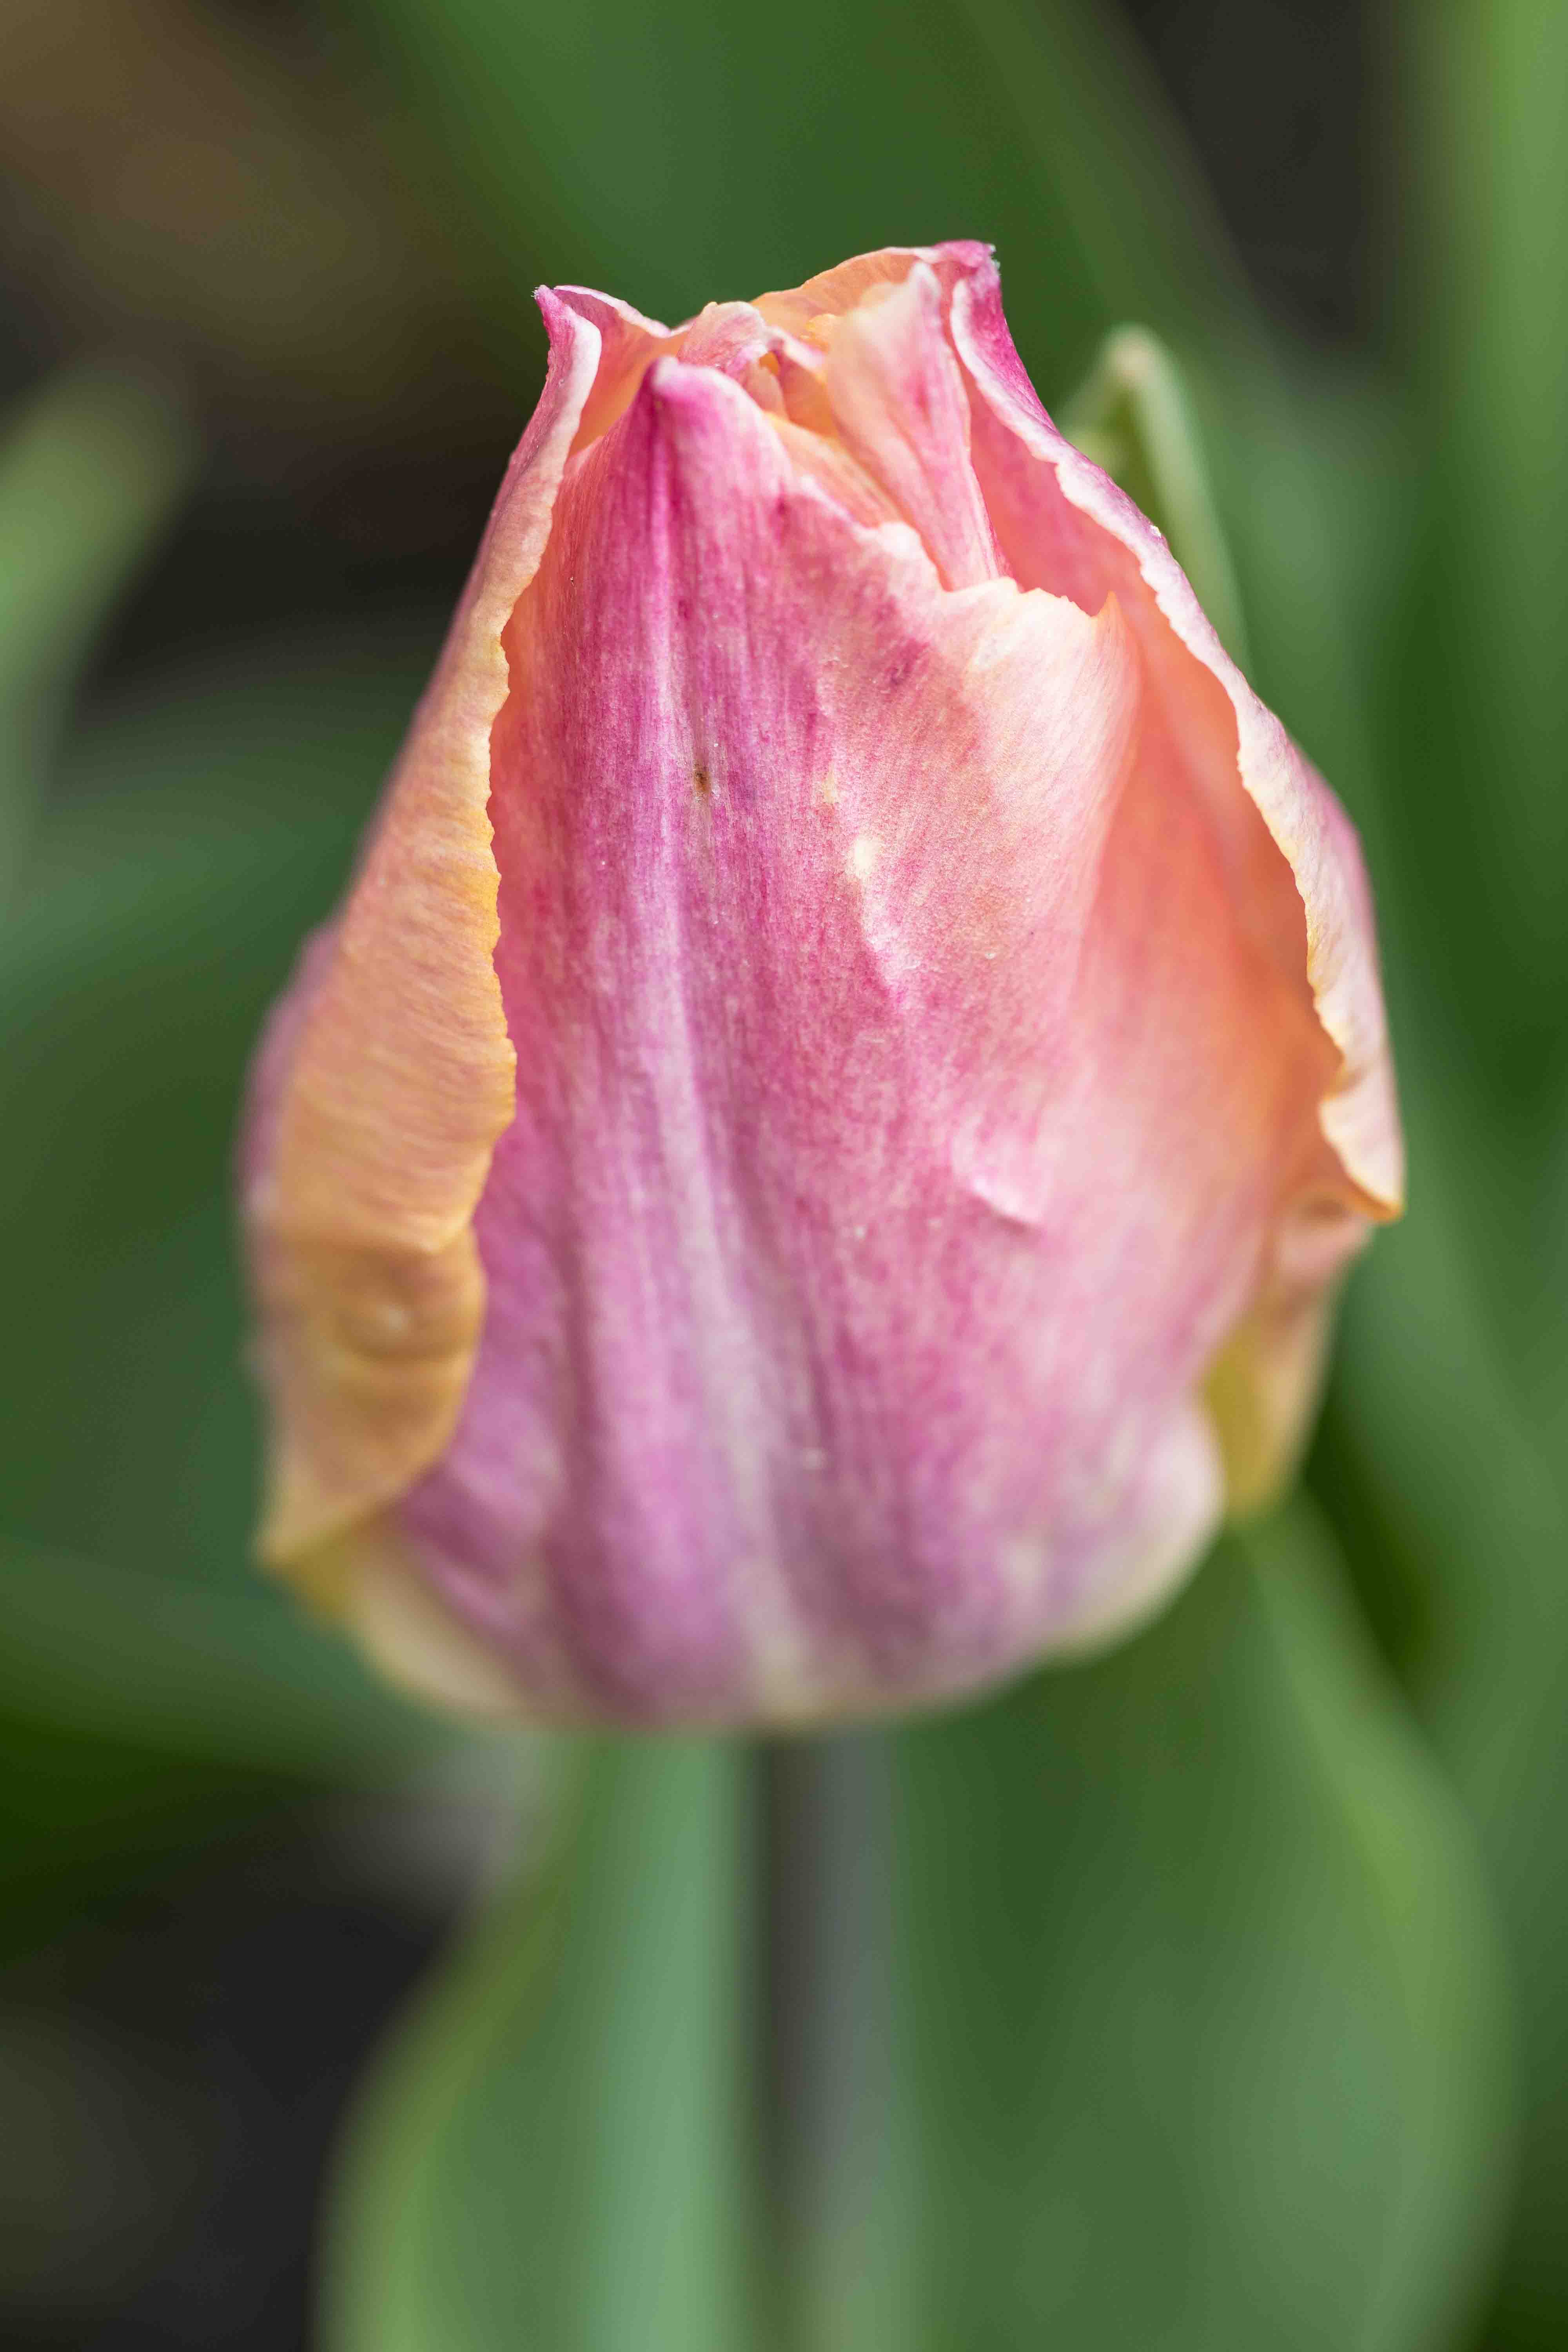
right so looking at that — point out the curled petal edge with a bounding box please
[245,293,603,1569]
[945,254,1401,1509]
[948,260,1404,1221]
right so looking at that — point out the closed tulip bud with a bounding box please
[241,242,1402,1726]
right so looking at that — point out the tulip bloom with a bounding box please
[242,241,1402,1726]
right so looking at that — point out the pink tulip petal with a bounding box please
[244,243,1404,1724]
[944,248,1403,1499]
[948,255,1402,1212]
[391,341,1347,1721]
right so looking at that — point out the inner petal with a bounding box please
[825,265,1001,590]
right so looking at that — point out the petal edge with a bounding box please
[246,294,603,1567]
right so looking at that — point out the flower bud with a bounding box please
[241,242,1402,1726]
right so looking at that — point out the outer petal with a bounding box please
[945,251,1403,1501]
[947,255,1402,1212]
[243,292,601,1570]
[375,355,1339,1724]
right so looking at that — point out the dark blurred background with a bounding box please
[1,0,1379,695]
[4,0,1566,2345]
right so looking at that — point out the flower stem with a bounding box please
[759,1729,901,2347]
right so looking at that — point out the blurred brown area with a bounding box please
[1,0,1370,656]
[1127,0,1372,343]
[0,0,530,572]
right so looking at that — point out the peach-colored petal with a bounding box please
[753,240,989,336]
[949,257,1403,1216]
[245,290,602,1566]
[554,285,678,452]
[759,416,904,528]
[944,250,1402,1504]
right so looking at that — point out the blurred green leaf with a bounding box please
[0,629,432,1588]
[0,1528,460,1960]
[0,1534,443,1784]
[1062,323,1250,665]
[0,631,465,1895]
[1325,1096,1567,2348]
[323,1740,760,2352]
[322,1521,1509,2352]
[1396,0,1568,1096]
[0,365,193,900]
[1225,283,1568,2345]
[779,1513,1511,2352]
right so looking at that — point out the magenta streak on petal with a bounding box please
[392,338,1338,1724]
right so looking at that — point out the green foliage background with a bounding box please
[1,0,1563,2342]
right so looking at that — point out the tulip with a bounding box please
[241,241,1402,1726]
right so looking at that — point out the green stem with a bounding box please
[760,1730,900,2350]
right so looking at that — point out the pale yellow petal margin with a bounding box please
[287,1524,530,1718]
[250,297,603,1566]
[1203,1192,1368,1511]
